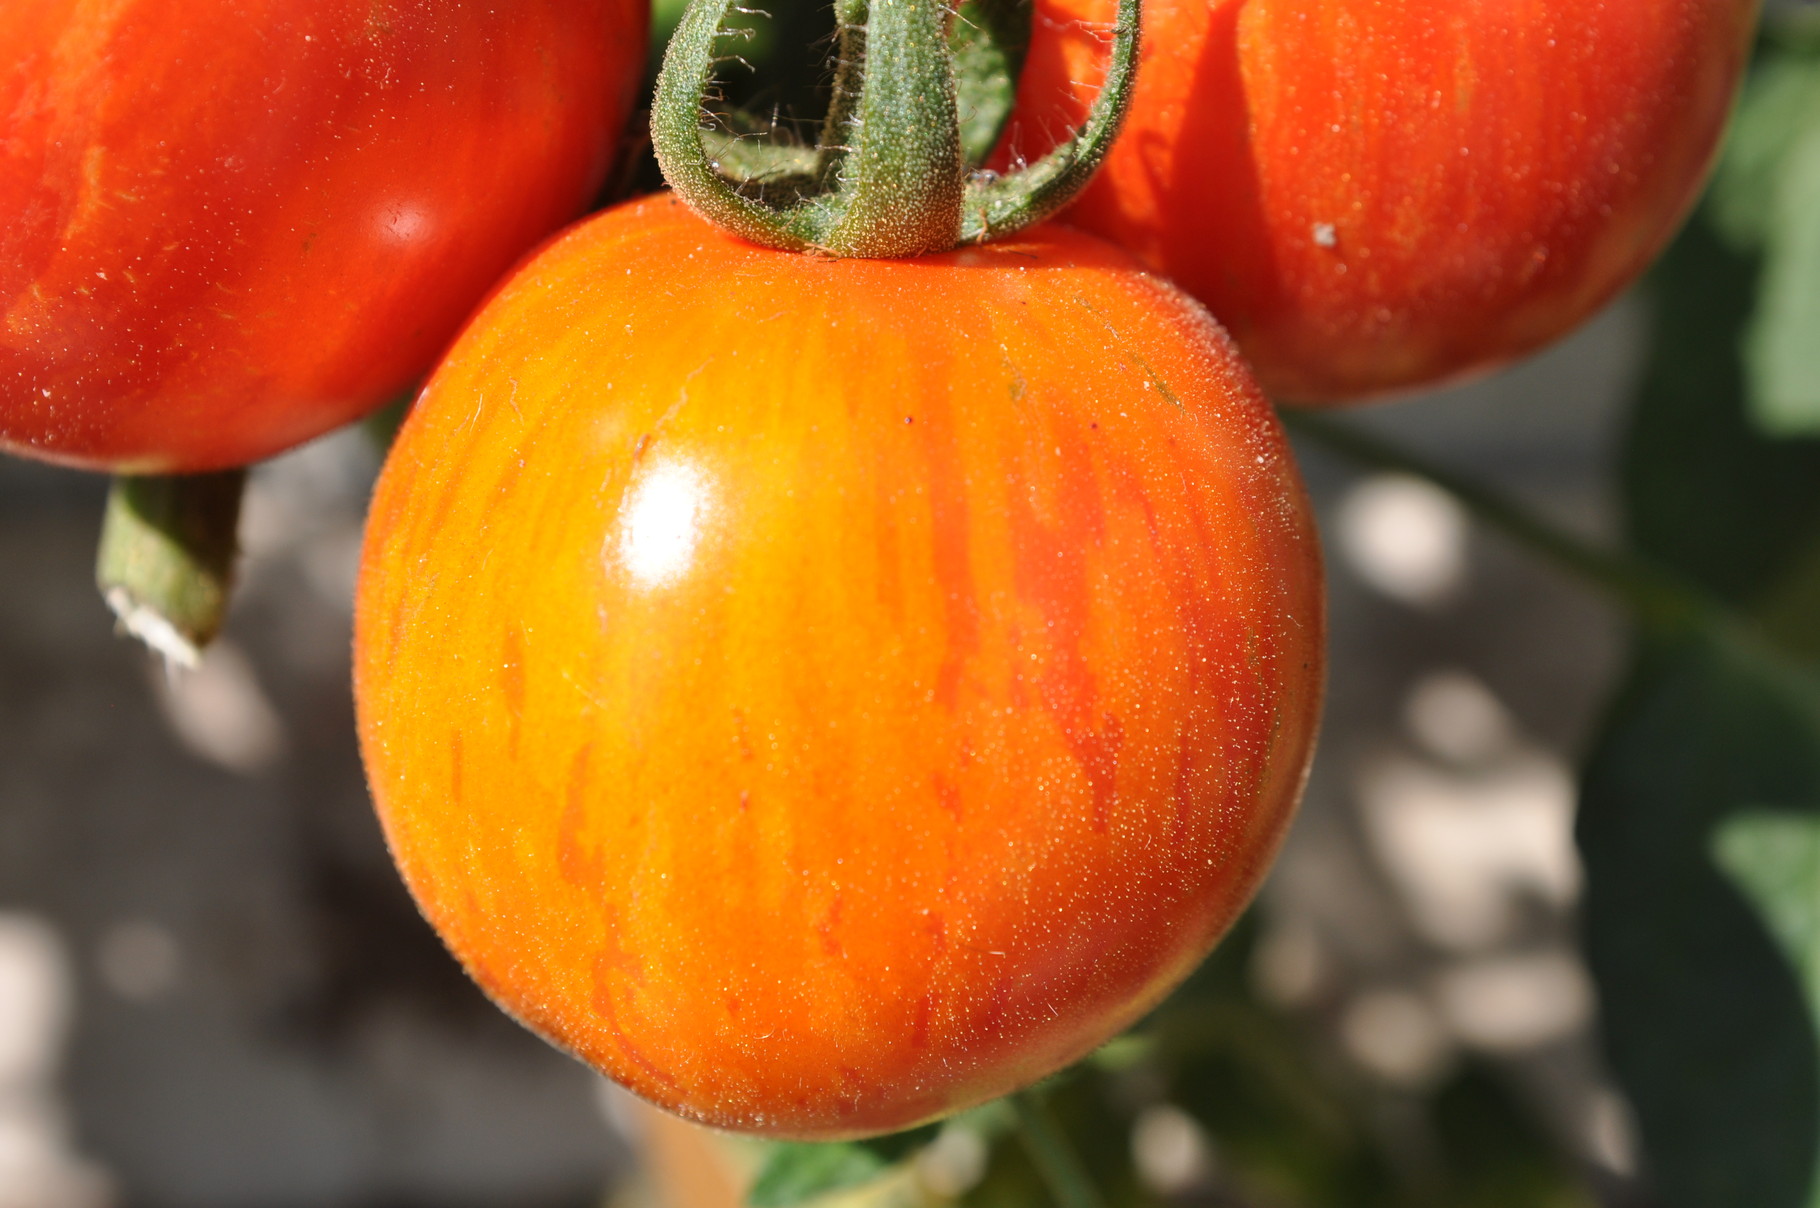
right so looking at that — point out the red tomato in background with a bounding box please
[998,0,1756,402]
[354,197,1325,1138]
[0,0,646,471]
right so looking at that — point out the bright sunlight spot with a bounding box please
[617,460,710,588]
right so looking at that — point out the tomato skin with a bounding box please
[0,0,645,471]
[354,196,1324,1138]
[999,0,1755,402]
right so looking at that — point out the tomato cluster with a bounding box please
[5,0,1753,1146]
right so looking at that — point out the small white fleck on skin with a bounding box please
[1312,223,1337,249]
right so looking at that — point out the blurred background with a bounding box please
[5,2,1820,1206]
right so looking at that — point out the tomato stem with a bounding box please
[1281,409,1718,637]
[1011,1088,1109,1208]
[650,0,1138,256]
[95,470,246,669]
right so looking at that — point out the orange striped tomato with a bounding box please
[997,0,1755,402]
[355,196,1325,1138]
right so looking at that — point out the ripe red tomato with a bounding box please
[997,0,1755,402]
[354,196,1325,1138]
[0,0,646,471]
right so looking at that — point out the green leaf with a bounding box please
[951,0,1031,167]
[1756,526,1820,661]
[1622,215,1820,610]
[747,1126,940,1207]
[1600,59,1820,1191]
[1746,121,1820,436]
[651,0,694,60]
[1703,42,1820,437]
[1579,633,1820,1208]
[1707,53,1820,254]
[1716,811,1820,1021]
[747,1143,892,1207]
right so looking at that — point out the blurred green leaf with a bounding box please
[1622,215,1820,610]
[1757,527,1820,662]
[960,1074,1160,1208]
[1578,31,1820,1191]
[1700,40,1820,436]
[749,1143,893,1207]
[1606,153,1820,1198]
[951,0,1031,166]
[1707,52,1820,254]
[748,1127,941,1207]
[1745,121,1820,436]
[1716,811,1820,1020]
[651,0,693,62]
[1579,633,1820,1208]
[1427,1068,1598,1208]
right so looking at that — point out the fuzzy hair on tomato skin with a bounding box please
[354,196,1325,1138]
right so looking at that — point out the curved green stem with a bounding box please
[95,470,246,668]
[652,0,961,256]
[1281,409,1719,637]
[650,0,826,250]
[650,0,1138,256]
[958,0,1138,243]
[1011,1088,1107,1208]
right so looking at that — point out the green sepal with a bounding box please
[957,0,1137,244]
[653,0,962,256]
[650,0,1139,257]
[952,0,1033,167]
[746,1126,938,1207]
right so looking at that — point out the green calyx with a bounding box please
[651,0,1140,258]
